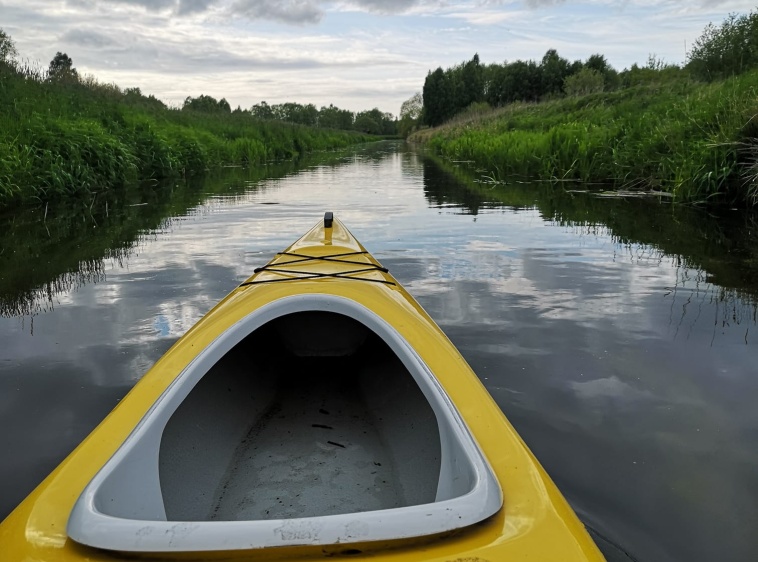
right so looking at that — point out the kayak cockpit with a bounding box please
[161,311,441,521]
[67,295,501,553]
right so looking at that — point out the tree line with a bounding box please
[181,96,397,135]
[421,50,653,127]
[0,30,398,136]
[415,8,758,128]
[247,101,396,135]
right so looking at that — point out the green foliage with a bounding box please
[0,42,373,208]
[400,92,423,121]
[316,104,355,130]
[422,68,452,126]
[48,51,78,83]
[687,10,758,81]
[411,12,758,205]
[485,59,542,106]
[413,70,758,205]
[0,28,18,66]
[422,9,758,128]
[248,100,394,133]
[459,53,485,109]
[427,49,621,125]
[619,60,686,88]
[423,54,485,127]
[354,108,396,135]
[398,92,423,138]
[585,53,620,90]
[183,94,231,114]
[564,68,604,97]
[251,101,319,126]
[540,49,571,96]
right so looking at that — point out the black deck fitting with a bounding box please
[324,211,334,228]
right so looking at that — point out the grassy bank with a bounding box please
[410,70,758,206]
[0,63,373,209]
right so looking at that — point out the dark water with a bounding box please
[1,142,757,561]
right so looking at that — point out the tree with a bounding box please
[400,92,423,121]
[398,92,423,137]
[459,53,484,109]
[540,49,570,97]
[251,101,275,120]
[297,103,319,126]
[584,53,619,90]
[217,98,231,113]
[270,102,318,125]
[486,59,542,105]
[687,10,758,81]
[48,51,78,82]
[423,67,453,126]
[564,68,604,97]
[0,28,18,67]
[183,94,230,113]
[318,104,354,130]
[354,112,379,134]
[354,108,395,135]
[122,87,166,110]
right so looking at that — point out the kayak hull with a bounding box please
[0,216,604,561]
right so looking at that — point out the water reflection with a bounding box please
[1,142,757,562]
[0,151,358,319]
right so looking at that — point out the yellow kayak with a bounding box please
[0,213,604,561]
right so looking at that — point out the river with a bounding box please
[1,141,757,561]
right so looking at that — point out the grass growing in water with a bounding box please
[0,62,373,208]
[411,71,758,205]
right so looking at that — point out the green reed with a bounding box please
[413,70,758,205]
[0,64,372,208]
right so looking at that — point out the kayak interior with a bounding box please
[67,295,502,552]
[159,311,442,521]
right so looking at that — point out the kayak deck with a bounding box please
[66,293,502,552]
[160,314,440,522]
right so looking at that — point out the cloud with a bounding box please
[97,0,179,12]
[85,0,220,16]
[177,0,219,15]
[61,29,118,48]
[230,0,324,24]
[342,0,425,14]
[523,0,565,8]
[570,376,655,403]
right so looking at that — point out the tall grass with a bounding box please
[411,71,758,205]
[0,63,372,208]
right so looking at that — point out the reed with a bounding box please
[0,63,372,208]
[412,71,758,205]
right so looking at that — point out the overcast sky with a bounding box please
[1,1,754,115]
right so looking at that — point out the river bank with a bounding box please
[410,69,758,206]
[0,63,373,210]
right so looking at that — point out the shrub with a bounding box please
[688,10,758,81]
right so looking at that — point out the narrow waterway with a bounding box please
[1,142,757,561]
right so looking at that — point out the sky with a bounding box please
[1,1,755,115]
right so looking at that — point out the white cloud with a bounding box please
[1,0,755,114]
[230,0,324,24]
